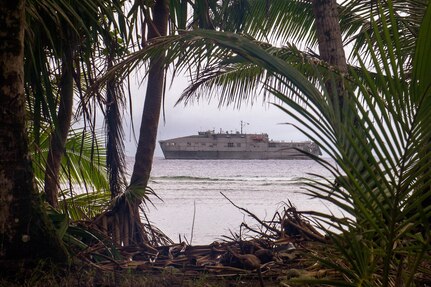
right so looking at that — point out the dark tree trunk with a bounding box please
[312,0,347,73]
[0,0,68,263]
[130,0,169,189]
[312,0,349,118]
[106,45,126,199]
[44,45,75,208]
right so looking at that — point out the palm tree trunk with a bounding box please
[312,0,350,123]
[125,0,169,245]
[312,0,348,110]
[130,0,169,189]
[312,0,347,73]
[0,0,67,263]
[106,43,126,199]
[44,45,75,208]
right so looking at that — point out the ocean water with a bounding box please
[135,157,338,245]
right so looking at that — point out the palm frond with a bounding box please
[340,0,427,67]
[176,38,398,108]
[59,190,111,221]
[30,127,109,193]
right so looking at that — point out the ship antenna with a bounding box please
[240,121,249,134]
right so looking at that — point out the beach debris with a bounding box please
[80,198,332,285]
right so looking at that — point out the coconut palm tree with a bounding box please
[42,26,77,208]
[129,0,169,197]
[91,0,170,246]
[0,0,68,262]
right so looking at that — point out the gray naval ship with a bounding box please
[159,130,321,160]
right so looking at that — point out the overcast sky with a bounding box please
[124,74,309,157]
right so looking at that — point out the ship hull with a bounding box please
[159,131,321,160]
[161,150,313,160]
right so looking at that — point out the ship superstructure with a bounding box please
[159,130,321,160]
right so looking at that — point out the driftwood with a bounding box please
[79,197,334,284]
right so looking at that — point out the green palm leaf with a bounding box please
[30,127,108,193]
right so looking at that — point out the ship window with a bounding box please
[187,142,191,146]
[228,143,234,147]
[269,143,276,148]
[201,143,206,146]
[236,143,241,147]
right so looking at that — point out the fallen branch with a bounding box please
[221,192,281,236]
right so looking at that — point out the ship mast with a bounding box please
[240,121,249,134]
